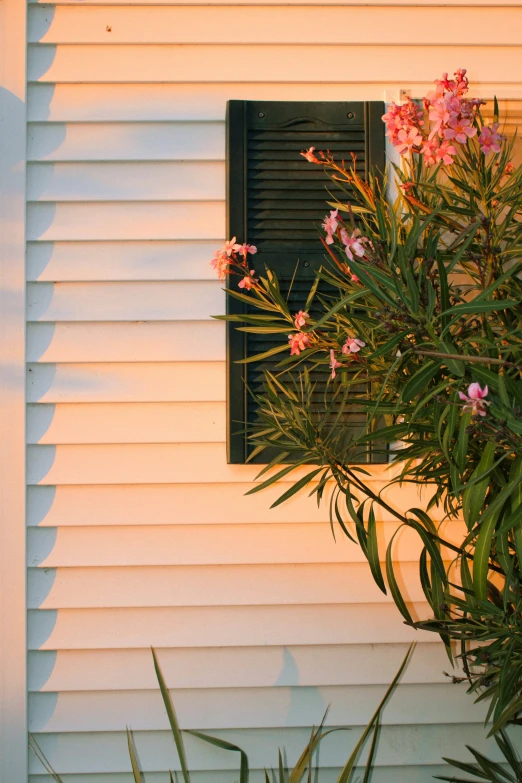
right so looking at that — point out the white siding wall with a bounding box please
[25,2,522,780]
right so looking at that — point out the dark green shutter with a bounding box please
[226,100,386,465]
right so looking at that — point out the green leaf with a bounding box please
[441,299,519,317]
[473,474,522,601]
[270,468,325,508]
[127,728,145,783]
[386,528,413,624]
[187,731,249,783]
[367,506,387,594]
[151,647,191,783]
[401,362,440,404]
[246,463,307,496]
[336,644,415,783]
[362,719,381,783]
[237,344,289,365]
[510,456,522,565]
[29,736,66,783]
[462,442,496,529]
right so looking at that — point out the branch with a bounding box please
[414,349,519,368]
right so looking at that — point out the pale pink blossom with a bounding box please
[294,310,309,329]
[421,137,440,167]
[396,127,423,155]
[428,97,451,138]
[288,332,310,356]
[238,270,258,290]
[444,116,477,144]
[435,140,457,166]
[211,250,230,282]
[342,336,366,354]
[329,349,342,379]
[340,228,366,261]
[301,146,321,163]
[322,209,339,245]
[237,243,257,259]
[479,123,504,155]
[458,382,490,417]
[222,237,240,257]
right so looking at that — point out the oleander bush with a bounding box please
[211,69,522,733]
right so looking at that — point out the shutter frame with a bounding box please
[226,99,385,465]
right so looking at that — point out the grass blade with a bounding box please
[151,647,191,783]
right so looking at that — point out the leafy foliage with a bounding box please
[438,729,522,783]
[214,88,522,733]
[30,645,415,782]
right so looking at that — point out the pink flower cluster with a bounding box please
[383,69,504,165]
[330,335,366,378]
[322,209,368,268]
[459,382,490,417]
[288,311,311,355]
[211,237,257,285]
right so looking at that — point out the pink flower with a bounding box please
[237,243,257,259]
[301,146,321,164]
[444,116,477,144]
[322,209,339,245]
[342,336,365,354]
[396,127,423,155]
[421,137,440,167]
[458,382,491,417]
[435,140,457,166]
[294,310,309,329]
[503,162,515,176]
[329,349,342,379]
[222,237,240,257]
[288,332,310,356]
[428,97,451,138]
[238,270,258,290]
[210,250,229,282]
[479,123,504,155]
[340,228,366,261]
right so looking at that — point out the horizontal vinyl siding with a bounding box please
[26,3,522,781]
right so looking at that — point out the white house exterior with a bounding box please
[1,1,522,781]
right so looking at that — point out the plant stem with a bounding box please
[414,350,518,368]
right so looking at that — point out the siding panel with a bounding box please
[26,523,462,566]
[28,5,522,45]
[26,481,445,526]
[27,727,509,774]
[27,643,458,691]
[27,363,226,403]
[27,161,224,201]
[27,605,433,650]
[27,122,225,162]
[28,44,522,84]
[28,683,485,733]
[26,241,220,282]
[26,282,223,321]
[27,321,225,363]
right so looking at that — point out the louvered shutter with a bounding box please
[226,100,386,465]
